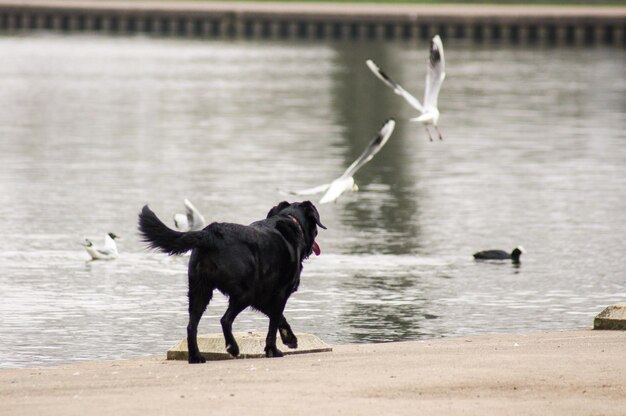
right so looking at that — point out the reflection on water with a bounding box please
[0,34,624,367]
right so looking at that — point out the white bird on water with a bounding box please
[173,199,206,232]
[366,34,446,141]
[83,232,119,260]
[290,118,396,204]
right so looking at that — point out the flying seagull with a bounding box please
[290,118,396,204]
[366,34,446,141]
[82,232,119,260]
[173,199,206,232]
[473,246,525,263]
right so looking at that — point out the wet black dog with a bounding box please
[138,201,326,363]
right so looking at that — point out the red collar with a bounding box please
[288,215,304,234]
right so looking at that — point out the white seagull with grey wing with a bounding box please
[290,118,396,204]
[173,199,206,232]
[82,232,119,260]
[366,35,446,141]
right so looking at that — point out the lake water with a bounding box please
[0,33,624,368]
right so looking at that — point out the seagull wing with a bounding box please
[173,213,189,231]
[290,119,396,205]
[318,119,396,204]
[339,118,396,180]
[103,234,119,255]
[366,60,424,113]
[184,199,206,231]
[423,35,446,111]
[96,247,115,257]
[289,183,332,196]
[319,177,354,204]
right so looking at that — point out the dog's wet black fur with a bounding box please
[138,201,325,363]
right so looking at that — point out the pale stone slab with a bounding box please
[594,304,626,330]
[167,332,332,361]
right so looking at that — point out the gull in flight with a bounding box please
[290,118,396,204]
[366,34,446,141]
[173,199,206,232]
[82,232,119,260]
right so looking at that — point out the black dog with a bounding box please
[138,201,326,363]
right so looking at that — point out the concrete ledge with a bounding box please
[167,332,332,361]
[594,304,626,330]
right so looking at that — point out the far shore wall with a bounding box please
[0,2,624,46]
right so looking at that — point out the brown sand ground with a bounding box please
[1,329,625,416]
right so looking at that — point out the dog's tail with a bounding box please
[138,205,206,255]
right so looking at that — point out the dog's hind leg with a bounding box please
[220,300,247,358]
[187,284,213,364]
[279,315,298,349]
[264,313,284,358]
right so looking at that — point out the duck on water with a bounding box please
[473,246,525,263]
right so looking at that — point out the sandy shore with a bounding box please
[1,329,625,416]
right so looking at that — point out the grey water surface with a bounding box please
[0,34,624,367]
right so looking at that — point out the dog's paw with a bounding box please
[188,355,206,364]
[279,329,298,349]
[226,343,240,358]
[264,346,284,358]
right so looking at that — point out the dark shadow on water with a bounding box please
[337,270,437,343]
[329,41,423,255]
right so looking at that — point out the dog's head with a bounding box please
[267,201,326,259]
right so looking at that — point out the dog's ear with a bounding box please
[301,201,327,230]
[267,201,291,218]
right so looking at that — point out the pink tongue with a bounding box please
[312,241,321,256]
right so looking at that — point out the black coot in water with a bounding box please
[473,246,524,263]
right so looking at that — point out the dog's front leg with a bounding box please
[278,315,298,349]
[264,313,284,358]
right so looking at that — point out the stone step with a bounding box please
[594,304,626,330]
[167,332,332,361]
